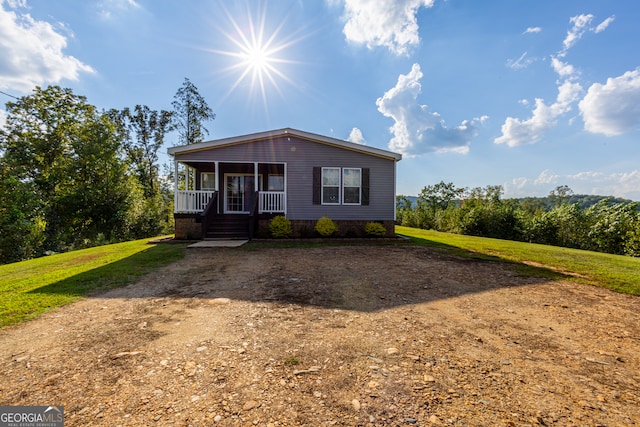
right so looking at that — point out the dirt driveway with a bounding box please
[1,245,639,426]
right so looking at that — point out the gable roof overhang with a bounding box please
[167,128,402,162]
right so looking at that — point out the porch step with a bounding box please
[205,214,250,240]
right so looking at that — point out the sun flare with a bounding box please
[209,3,304,107]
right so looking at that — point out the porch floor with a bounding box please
[188,240,248,248]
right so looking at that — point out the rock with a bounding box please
[429,414,441,425]
[386,347,399,355]
[214,415,222,422]
[424,375,436,382]
[110,351,142,359]
[352,399,361,411]
[208,298,231,305]
[196,346,207,352]
[293,366,321,375]
[243,400,260,411]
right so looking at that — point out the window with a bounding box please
[313,167,369,206]
[268,174,285,191]
[342,168,361,205]
[201,172,216,190]
[322,167,340,204]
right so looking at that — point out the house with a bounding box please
[168,128,402,240]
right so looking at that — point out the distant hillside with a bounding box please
[398,194,638,210]
[515,195,638,211]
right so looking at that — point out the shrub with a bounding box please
[269,215,292,238]
[364,222,387,237]
[315,216,338,237]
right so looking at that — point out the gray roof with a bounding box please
[167,127,402,161]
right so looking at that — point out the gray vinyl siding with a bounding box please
[174,136,397,221]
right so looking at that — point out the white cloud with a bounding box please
[497,12,621,146]
[338,0,435,55]
[377,63,483,156]
[560,13,615,56]
[534,169,561,185]
[594,16,615,33]
[524,27,542,34]
[550,56,577,79]
[0,1,94,92]
[347,127,366,145]
[505,169,640,200]
[579,68,640,136]
[506,51,535,70]
[5,0,26,8]
[98,0,141,20]
[561,13,594,54]
[495,80,582,147]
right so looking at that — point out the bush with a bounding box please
[269,215,292,238]
[364,222,387,237]
[315,216,338,237]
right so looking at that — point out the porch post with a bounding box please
[254,162,259,191]
[215,161,219,214]
[174,160,179,213]
[283,162,287,215]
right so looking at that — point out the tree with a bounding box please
[549,185,574,207]
[1,86,98,250]
[172,78,215,145]
[120,105,174,198]
[418,181,465,212]
[0,86,140,258]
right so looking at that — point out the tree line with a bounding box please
[397,182,640,257]
[0,79,215,264]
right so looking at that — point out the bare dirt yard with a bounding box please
[1,245,639,426]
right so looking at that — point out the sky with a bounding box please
[1,0,639,200]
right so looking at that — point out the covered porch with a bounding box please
[173,161,287,215]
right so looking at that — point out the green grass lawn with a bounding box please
[0,238,186,328]
[396,225,640,296]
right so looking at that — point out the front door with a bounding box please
[225,174,256,213]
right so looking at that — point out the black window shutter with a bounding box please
[313,167,321,205]
[362,168,370,205]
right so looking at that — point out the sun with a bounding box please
[209,2,303,107]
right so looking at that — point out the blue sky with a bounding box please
[1,0,639,200]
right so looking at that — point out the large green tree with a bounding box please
[0,86,140,260]
[171,77,215,145]
[120,105,174,198]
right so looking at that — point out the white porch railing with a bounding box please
[175,190,286,214]
[175,190,216,213]
[259,191,286,214]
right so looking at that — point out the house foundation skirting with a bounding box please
[174,214,202,240]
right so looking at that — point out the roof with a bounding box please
[167,128,402,161]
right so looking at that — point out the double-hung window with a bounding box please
[322,167,341,204]
[342,168,361,205]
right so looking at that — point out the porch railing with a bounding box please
[175,190,216,213]
[174,190,285,214]
[259,191,286,214]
